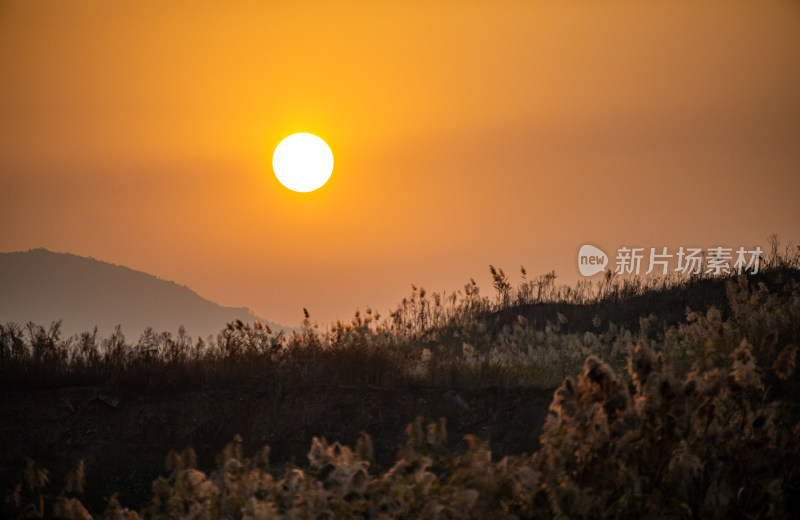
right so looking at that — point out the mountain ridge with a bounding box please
[0,248,287,339]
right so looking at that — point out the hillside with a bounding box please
[0,249,285,340]
[1,262,799,516]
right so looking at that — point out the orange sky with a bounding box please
[2,0,800,327]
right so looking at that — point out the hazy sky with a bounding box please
[2,0,799,327]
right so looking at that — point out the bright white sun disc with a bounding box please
[272,133,334,192]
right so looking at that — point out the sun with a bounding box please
[272,133,334,193]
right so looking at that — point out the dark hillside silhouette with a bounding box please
[0,248,286,339]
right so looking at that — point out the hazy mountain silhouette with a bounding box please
[0,248,288,340]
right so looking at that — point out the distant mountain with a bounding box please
[0,248,287,340]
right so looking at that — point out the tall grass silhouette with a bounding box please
[2,239,800,518]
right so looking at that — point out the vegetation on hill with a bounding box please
[2,239,799,518]
[2,243,798,392]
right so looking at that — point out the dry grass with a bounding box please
[3,242,800,518]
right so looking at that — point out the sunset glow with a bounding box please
[3,3,800,516]
[0,0,798,326]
